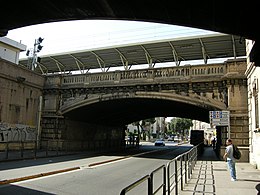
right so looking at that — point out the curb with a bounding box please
[0,167,80,185]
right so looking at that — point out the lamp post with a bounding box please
[26,37,44,70]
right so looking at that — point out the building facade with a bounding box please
[0,38,45,150]
[0,37,26,64]
[246,39,260,169]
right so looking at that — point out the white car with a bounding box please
[154,139,165,146]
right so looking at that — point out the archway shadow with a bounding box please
[0,184,54,195]
[197,146,221,161]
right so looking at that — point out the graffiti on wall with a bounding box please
[0,123,37,142]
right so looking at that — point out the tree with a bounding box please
[132,120,141,136]
[142,118,156,141]
[133,118,156,141]
[171,117,193,138]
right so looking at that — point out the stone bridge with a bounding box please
[42,58,249,160]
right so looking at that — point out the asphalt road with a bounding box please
[0,142,192,195]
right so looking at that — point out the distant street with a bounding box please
[0,142,192,195]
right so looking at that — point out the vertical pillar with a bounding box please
[224,59,249,162]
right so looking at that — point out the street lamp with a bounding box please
[26,37,44,70]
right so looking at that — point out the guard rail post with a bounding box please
[119,175,151,195]
[188,152,192,179]
[184,153,188,184]
[180,156,183,190]
[174,159,178,195]
[150,165,166,195]
[5,141,9,159]
[20,141,24,158]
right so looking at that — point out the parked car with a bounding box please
[167,136,174,141]
[154,139,165,146]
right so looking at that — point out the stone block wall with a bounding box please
[41,117,125,151]
[0,59,45,150]
[0,59,44,126]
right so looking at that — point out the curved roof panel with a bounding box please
[19,33,246,74]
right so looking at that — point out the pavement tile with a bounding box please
[180,147,260,195]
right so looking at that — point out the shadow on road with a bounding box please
[0,143,193,171]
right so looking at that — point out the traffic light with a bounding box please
[35,37,44,52]
[26,50,30,56]
[37,45,43,52]
[37,57,41,63]
[37,37,44,44]
[37,37,43,52]
[27,37,44,71]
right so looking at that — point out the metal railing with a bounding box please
[120,143,202,195]
[167,146,198,195]
[120,175,152,195]
[151,165,166,195]
[0,141,37,160]
[0,140,76,161]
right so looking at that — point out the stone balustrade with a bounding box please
[45,63,226,87]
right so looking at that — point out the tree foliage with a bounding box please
[170,117,193,133]
[132,118,156,137]
[142,118,156,125]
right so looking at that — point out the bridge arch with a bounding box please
[61,91,226,126]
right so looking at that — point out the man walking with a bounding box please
[223,139,237,181]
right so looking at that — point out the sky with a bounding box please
[5,20,218,122]
[6,20,217,60]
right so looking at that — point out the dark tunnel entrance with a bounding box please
[63,97,215,126]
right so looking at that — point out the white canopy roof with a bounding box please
[19,33,246,74]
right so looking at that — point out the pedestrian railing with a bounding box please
[0,140,37,160]
[151,165,166,194]
[120,143,202,195]
[0,140,75,161]
[120,175,152,195]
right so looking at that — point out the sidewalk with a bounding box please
[180,147,260,195]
